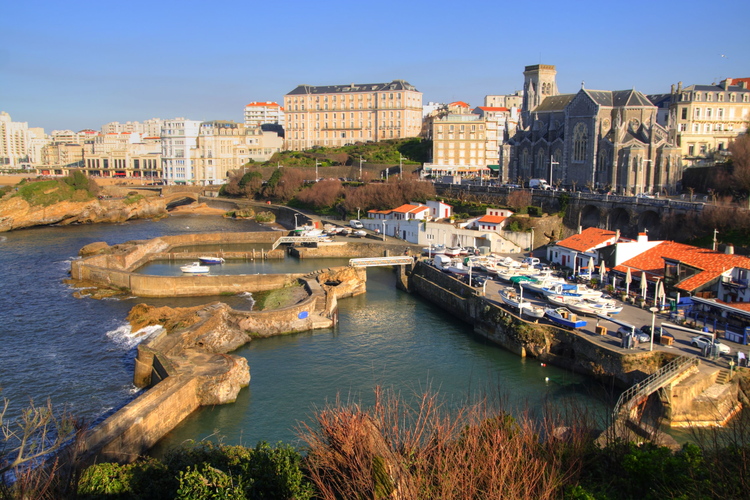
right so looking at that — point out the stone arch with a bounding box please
[580,204,601,228]
[609,207,630,234]
[638,210,661,238]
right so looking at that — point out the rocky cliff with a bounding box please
[0,195,168,232]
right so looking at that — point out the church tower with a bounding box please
[522,64,558,127]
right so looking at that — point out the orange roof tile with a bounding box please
[556,227,618,252]
[245,101,281,107]
[612,241,750,292]
[477,107,510,112]
[478,215,507,224]
[392,204,424,214]
[449,101,470,108]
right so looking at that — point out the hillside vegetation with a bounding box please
[11,171,100,207]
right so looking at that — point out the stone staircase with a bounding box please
[715,369,731,385]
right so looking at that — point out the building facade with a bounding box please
[191,121,283,185]
[657,78,750,165]
[101,119,163,137]
[83,134,161,180]
[161,118,201,184]
[243,102,285,129]
[283,80,423,150]
[0,112,47,168]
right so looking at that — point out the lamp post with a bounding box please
[294,213,299,229]
[649,306,659,351]
[382,220,386,241]
[549,154,559,186]
[359,156,364,181]
[399,155,405,180]
[357,207,361,220]
[530,227,534,254]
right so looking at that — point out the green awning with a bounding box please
[487,165,500,171]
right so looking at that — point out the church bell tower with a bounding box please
[522,64,558,127]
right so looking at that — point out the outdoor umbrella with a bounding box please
[599,261,607,283]
[588,258,595,278]
[640,271,648,299]
[625,267,632,296]
[657,280,666,308]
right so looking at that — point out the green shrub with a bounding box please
[527,205,542,217]
[177,464,246,499]
[254,211,276,223]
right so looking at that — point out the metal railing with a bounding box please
[270,236,331,251]
[612,355,699,421]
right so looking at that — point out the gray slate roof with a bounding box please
[584,89,654,108]
[534,94,575,112]
[287,80,418,95]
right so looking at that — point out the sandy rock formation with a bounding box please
[0,195,167,232]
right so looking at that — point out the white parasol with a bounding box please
[640,271,648,299]
[625,267,632,296]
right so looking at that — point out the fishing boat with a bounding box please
[541,282,602,300]
[444,246,463,257]
[199,256,225,265]
[544,307,587,329]
[498,287,546,319]
[180,262,210,273]
[566,298,622,316]
[422,244,445,255]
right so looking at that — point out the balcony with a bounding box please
[722,276,748,290]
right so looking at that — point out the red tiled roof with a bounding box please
[556,227,617,252]
[245,101,281,108]
[367,209,391,215]
[477,107,510,112]
[613,241,750,292]
[478,215,507,224]
[392,204,426,214]
[449,101,470,108]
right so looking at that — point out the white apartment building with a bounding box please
[84,134,161,180]
[244,102,285,129]
[161,118,201,184]
[0,112,47,168]
[101,119,163,137]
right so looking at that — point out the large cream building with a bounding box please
[659,78,750,165]
[191,121,283,185]
[244,102,285,129]
[283,80,423,150]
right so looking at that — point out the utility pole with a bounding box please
[359,156,364,181]
[399,155,405,180]
[713,228,719,251]
[549,154,559,185]
[315,161,320,182]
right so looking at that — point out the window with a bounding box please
[681,108,687,119]
[707,93,713,102]
[572,122,588,162]
[695,108,701,118]
[719,93,725,102]
[707,108,713,118]
[695,93,701,101]
[730,93,736,102]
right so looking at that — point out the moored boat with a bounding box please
[545,307,587,329]
[199,256,225,265]
[180,262,210,273]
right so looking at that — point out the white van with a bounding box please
[349,220,364,229]
[433,254,451,269]
[528,179,550,190]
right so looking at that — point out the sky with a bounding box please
[1,0,748,133]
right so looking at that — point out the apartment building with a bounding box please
[660,78,750,165]
[0,112,49,168]
[283,80,423,150]
[244,102,285,129]
[191,121,283,185]
[423,105,502,178]
[161,118,201,184]
[101,119,163,137]
[484,91,523,109]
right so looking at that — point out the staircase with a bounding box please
[715,369,732,385]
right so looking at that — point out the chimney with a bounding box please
[726,243,735,255]
[637,232,648,243]
[677,81,682,93]
[671,84,675,94]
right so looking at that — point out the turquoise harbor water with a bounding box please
[0,215,613,453]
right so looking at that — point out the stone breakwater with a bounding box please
[73,231,368,463]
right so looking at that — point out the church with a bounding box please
[501,65,683,195]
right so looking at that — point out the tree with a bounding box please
[729,131,750,194]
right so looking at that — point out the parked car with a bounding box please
[690,336,730,354]
[616,325,650,343]
[639,325,675,344]
[463,275,487,287]
[349,220,364,229]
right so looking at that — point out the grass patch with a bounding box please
[251,283,306,310]
[123,193,144,205]
[13,172,99,207]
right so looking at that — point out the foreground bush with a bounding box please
[76,441,313,500]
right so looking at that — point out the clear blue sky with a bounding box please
[2,0,748,132]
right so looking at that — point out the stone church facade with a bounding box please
[502,65,683,195]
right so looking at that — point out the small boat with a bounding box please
[351,230,367,238]
[498,287,545,319]
[422,244,445,255]
[199,256,225,265]
[444,246,462,257]
[545,307,587,329]
[180,262,210,273]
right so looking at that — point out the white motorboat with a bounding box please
[199,256,225,265]
[422,244,445,255]
[351,230,367,238]
[498,287,545,319]
[444,246,463,257]
[180,262,210,273]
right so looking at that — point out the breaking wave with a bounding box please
[239,291,255,311]
[106,323,165,350]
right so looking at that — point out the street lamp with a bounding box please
[649,306,659,351]
[294,213,299,229]
[549,154,559,186]
[357,207,361,220]
[315,161,320,181]
[382,220,386,241]
[359,156,364,181]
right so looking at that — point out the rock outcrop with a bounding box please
[0,195,167,232]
